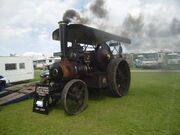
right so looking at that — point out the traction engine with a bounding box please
[33,21,131,115]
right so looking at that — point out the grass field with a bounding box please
[0,72,180,135]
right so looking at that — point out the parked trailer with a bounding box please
[166,53,180,65]
[135,52,165,68]
[135,52,180,69]
[0,56,34,83]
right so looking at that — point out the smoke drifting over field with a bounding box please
[62,0,180,53]
[170,18,180,35]
[121,14,144,46]
[89,0,107,18]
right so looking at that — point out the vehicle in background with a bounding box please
[135,52,180,69]
[166,53,180,69]
[135,55,143,68]
[40,70,49,78]
[135,52,165,68]
[39,66,50,78]
[166,53,180,65]
[0,75,8,91]
[38,59,61,78]
[33,57,61,69]
[0,56,34,83]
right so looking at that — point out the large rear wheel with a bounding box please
[61,79,88,115]
[107,58,130,97]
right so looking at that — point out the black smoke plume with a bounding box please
[62,0,107,24]
[62,9,89,24]
[170,18,180,35]
[89,0,107,18]
[122,14,144,38]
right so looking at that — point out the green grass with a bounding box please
[0,72,180,135]
[130,66,142,70]
[130,66,180,70]
[130,66,162,70]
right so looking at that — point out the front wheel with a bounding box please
[61,79,88,115]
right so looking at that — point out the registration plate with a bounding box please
[36,85,49,96]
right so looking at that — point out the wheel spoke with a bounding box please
[67,92,78,101]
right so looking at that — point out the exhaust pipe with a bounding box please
[58,21,68,58]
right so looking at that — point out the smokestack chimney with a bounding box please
[58,21,68,58]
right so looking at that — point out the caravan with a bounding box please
[135,52,165,68]
[166,53,180,65]
[0,56,34,83]
[135,52,180,69]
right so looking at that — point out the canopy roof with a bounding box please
[52,24,131,45]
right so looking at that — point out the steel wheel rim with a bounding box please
[62,79,88,115]
[115,61,130,96]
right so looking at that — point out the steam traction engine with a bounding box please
[33,21,131,115]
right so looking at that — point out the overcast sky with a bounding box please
[0,0,180,56]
